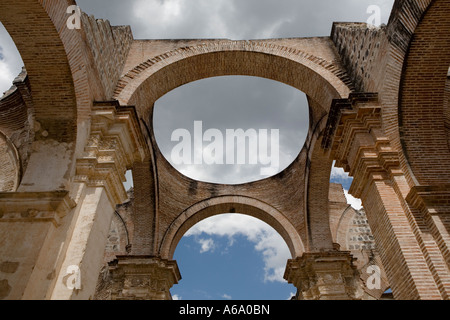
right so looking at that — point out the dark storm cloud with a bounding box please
[76,0,394,39]
[74,0,393,184]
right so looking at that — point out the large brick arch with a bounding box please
[0,1,113,192]
[398,0,450,185]
[114,40,352,122]
[159,195,305,260]
[0,0,78,142]
[305,130,335,251]
[114,40,354,258]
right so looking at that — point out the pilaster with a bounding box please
[0,191,75,299]
[322,93,448,299]
[50,101,148,300]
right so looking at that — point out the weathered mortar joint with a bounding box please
[108,256,181,300]
[284,251,362,300]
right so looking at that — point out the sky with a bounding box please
[0,0,392,300]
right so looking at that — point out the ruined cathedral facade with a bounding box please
[0,0,449,300]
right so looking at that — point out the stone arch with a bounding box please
[159,195,305,260]
[397,0,450,185]
[335,205,357,249]
[0,130,21,192]
[0,0,78,143]
[114,40,352,125]
[0,0,103,193]
[304,115,335,252]
[103,210,132,262]
[115,40,354,260]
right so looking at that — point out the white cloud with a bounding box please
[330,161,351,181]
[185,214,291,283]
[330,162,363,210]
[172,294,181,300]
[131,0,234,39]
[0,23,24,96]
[344,189,363,210]
[222,293,232,300]
[197,238,215,253]
[0,59,14,96]
[133,0,181,21]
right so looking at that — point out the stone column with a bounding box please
[322,93,449,299]
[284,251,361,300]
[49,102,148,300]
[108,256,181,300]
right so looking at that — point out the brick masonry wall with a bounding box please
[446,71,450,149]
[0,0,80,143]
[398,0,450,185]
[330,0,450,189]
[331,22,388,93]
[81,14,134,100]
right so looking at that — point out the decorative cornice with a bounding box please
[322,93,401,198]
[75,102,148,204]
[0,191,76,227]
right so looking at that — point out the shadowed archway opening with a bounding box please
[171,213,296,300]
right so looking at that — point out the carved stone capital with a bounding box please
[75,102,148,204]
[284,251,361,300]
[108,256,181,300]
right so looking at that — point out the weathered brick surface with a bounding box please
[398,0,450,185]
[0,0,78,142]
[81,14,133,100]
[331,23,387,93]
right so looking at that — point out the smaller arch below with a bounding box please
[0,130,21,192]
[159,195,305,260]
